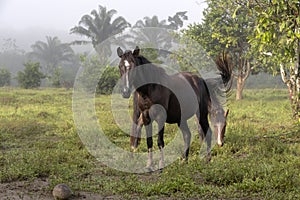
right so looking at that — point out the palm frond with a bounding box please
[69,40,91,46]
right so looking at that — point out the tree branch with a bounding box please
[242,60,251,82]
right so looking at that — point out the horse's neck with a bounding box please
[210,99,224,113]
[134,62,169,85]
[134,63,170,101]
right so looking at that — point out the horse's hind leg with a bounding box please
[179,120,191,161]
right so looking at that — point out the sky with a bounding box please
[0,0,207,50]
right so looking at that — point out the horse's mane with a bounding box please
[134,55,168,83]
[205,78,226,112]
[135,55,151,65]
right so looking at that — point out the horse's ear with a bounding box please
[117,47,123,58]
[133,46,140,57]
[224,109,229,118]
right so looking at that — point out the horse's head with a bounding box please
[117,46,140,98]
[211,109,229,147]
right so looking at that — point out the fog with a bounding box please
[0,0,207,51]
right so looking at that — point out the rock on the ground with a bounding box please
[52,183,72,200]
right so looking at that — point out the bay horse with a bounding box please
[117,46,231,170]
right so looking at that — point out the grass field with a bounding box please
[0,88,299,199]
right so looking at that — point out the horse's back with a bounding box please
[165,72,208,122]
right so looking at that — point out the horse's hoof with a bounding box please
[180,157,188,164]
[145,167,154,173]
[206,156,211,163]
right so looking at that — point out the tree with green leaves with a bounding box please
[29,36,75,77]
[70,5,130,55]
[0,68,11,87]
[250,0,300,119]
[183,0,256,100]
[17,62,45,89]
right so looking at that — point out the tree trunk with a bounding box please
[280,63,300,120]
[278,38,300,120]
[235,59,251,100]
[236,75,245,100]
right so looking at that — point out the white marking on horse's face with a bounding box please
[124,60,130,67]
[125,72,129,89]
[123,59,131,89]
[216,123,223,147]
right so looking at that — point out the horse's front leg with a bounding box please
[206,127,212,162]
[196,111,205,143]
[202,114,212,162]
[130,114,142,151]
[145,123,153,171]
[179,121,191,161]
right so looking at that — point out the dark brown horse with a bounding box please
[117,46,231,170]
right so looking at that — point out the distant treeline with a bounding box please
[244,73,285,89]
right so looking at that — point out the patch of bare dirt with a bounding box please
[0,179,51,200]
[0,178,120,200]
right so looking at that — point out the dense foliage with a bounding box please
[183,0,255,100]
[250,0,300,119]
[97,66,119,94]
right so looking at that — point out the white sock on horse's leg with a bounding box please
[159,147,165,170]
[146,148,153,170]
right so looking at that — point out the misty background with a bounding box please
[0,0,209,88]
[0,0,205,51]
[0,0,284,89]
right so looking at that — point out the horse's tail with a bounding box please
[215,51,233,90]
[203,52,233,109]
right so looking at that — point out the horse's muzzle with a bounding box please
[217,142,224,147]
[121,88,131,98]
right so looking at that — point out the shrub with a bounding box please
[51,67,62,88]
[97,66,119,94]
[0,68,11,86]
[17,62,45,88]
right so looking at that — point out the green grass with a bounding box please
[0,88,299,199]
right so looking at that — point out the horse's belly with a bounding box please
[166,114,180,124]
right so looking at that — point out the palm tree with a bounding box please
[70,5,130,55]
[130,13,187,62]
[29,36,75,76]
[134,16,168,29]
[132,16,169,48]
